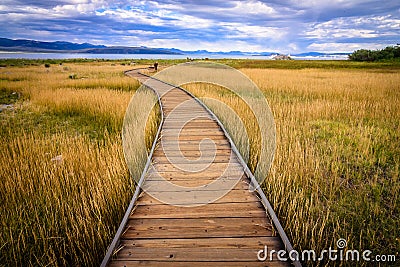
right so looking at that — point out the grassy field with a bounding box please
[0,61,160,266]
[218,59,400,70]
[182,65,400,266]
[1,59,399,266]
[245,68,399,260]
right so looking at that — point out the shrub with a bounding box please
[349,45,400,61]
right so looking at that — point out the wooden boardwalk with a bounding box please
[101,69,300,267]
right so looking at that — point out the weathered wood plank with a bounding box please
[137,190,255,207]
[153,155,236,164]
[141,178,250,191]
[145,175,246,182]
[137,190,259,205]
[163,118,215,122]
[122,217,273,239]
[161,135,226,140]
[129,202,266,219]
[160,134,226,140]
[109,261,291,267]
[118,236,282,249]
[162,123,220,129]
[162,108,207,111]
[159,140,230,146]
[153,158,233,164]
[158,145,232,152]
[162,128,223,133]
[153,149,233,157]
[152,162,242,172]
[113,247,283,262]
[163,117,213,122]
[145,170,246,180]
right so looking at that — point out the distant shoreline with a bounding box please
[0,52,349,60]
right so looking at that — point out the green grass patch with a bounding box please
[215,59,400,70]
[308,119,400,256]
[2,58,400,70]
[0,88,20,104]
[0,105,117,141]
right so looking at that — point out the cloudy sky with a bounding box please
[0,0,399,53]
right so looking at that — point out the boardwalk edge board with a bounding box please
[101,68,301,267]
[100,68,165,267]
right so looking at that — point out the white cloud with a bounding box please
[0,1,106,20]
[304,15,400,40]
[307,42,390,53]
[141,38,269,52]
[162,13,213,29]
[307,28,379,39]
[147,1,184,11]
[287,43,300,52]
[294,0,366,9]
[97,8,165,26]
[53,1,106,15]
[96,7,212,29]
[1,7,56,21]
[232,1,276,15]
[360,15,400,29]
[221,23,287,40]
[126,29,159,36]
[1,0,399,53]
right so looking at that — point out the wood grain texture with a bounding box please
[106,70,289,267]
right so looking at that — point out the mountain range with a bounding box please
[0,38,349,57]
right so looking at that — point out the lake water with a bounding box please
[0,52,349,60]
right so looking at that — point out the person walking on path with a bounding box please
[154,62,158,71]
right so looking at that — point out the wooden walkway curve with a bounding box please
[101,68,300,267]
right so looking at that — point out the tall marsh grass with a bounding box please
[0,132,130,266]
[0,63,159,266]
[1,61,399,266]
[183,67,400,266]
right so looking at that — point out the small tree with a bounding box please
[349,45,400,61]
[349,49,375,61]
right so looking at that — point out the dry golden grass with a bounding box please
[0,131,130,266]
[249,68,399,258]
[1,61,399,266]
[183,67,400,266]
[0,62,159,266]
